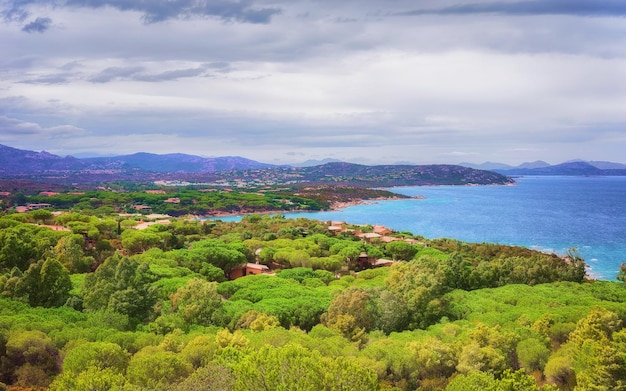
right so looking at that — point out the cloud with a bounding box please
[18,73,76,85]
[3,0,281,24]
[21,16,52,32]
[0,116,86,139]
[85,64,226,83]
[133,67,209,82]
[2,6,29,22]
[2,1,626,165]
[398,0,626,18]
[88,66,144,83]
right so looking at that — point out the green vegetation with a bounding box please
[7,186,407,217]
[0,209,624,391]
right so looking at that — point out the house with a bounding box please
[356,252,374,268]
[355,253,396,269]
[373,225,393,235]
[146,190,166,194]
[372,258,395,267]
[26,203,51,210]
[328,225,343,234]
[164,197,180,204]
[134,219,171,230]
[228,263,271,279]
[357,232,381,242]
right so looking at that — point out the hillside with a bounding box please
[0,212,621,391]
[462,159,626,176]
[494,161,626,176]
[0,144,514,187]
[0,144,274,177]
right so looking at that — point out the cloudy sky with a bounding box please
[1,0,626,165]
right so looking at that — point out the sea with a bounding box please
[214,176,626,280]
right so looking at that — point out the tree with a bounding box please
[407,337,457,383]
[516,338,550,373]
[167,362,235,391]
[39,258,72,307]
[127,350,192,390]
[170,279,222,326]
[54,234,91,273]
[4,330,60,388]
[82,254,157,322]
[49,367,130,391]
[563,248,587,283]
[0,226,39,271]
[385,258,450,329]
[15,258,71,308]
[234,344,377,391]
[386,241,418,261]
[325,287,378,332]
[617,262,626,283]
[29,209,53,224]
[563,308,626,390]
[61,342,129,375]
[446,369,556,391]
[121,229,163,254]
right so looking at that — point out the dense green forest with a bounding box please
[1,186,408,217]
[0,207,624,391]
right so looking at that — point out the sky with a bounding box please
[1,0,626,165]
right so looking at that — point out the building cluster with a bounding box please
[227,221,424,280]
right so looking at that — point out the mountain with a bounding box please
[588,161,626,170]
[293,162,514,186]
[0,144,85,174]
[517,160,551,169]
[494,161,626,176]
[461,160,551,170]
[459,161,514,170]
[0,144,274,176]
[290,158,343,167]
[83,153,273,173]
[462,159,626,175]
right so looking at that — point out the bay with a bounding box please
[282,176,626,280]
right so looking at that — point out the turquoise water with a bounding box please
[279,176,626,280]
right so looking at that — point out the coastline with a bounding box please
[330,195,425,211]
[196,195,424,219]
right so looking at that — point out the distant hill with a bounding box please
[459,161,514,170]
[290,158,343,167]
[461,160,551,170]
[0,144,274,176]
[462,159,626,176]
[0,144,85,174]
[588,161,626,170]
[494,161,626,176]
[83,152,273,173]
[290,162,514,187]
[517,160,551,169]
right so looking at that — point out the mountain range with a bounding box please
[0,144,274,176]
[491,161,626,176]
[459,160,626,175]
[0,144,513,187]
[461,159,626,173]
[1,144,625,184]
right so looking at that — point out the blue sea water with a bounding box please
[280,176,626,280]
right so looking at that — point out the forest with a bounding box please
[0,206,625,391]
[2,186,408,217]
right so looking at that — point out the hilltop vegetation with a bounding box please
[0,206,624,391]
[0,186,409,216]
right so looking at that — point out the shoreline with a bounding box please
[196,195,424,219]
